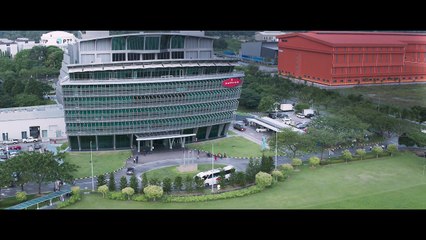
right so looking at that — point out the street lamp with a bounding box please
[211,143,214,193]
[90,141,94,191]
[275,131,278,170]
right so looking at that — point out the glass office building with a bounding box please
[58,32,244,151]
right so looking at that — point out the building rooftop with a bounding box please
[278,31,426,46]
[0,104,64,122]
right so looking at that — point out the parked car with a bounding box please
[256,127,268,133]
[34,143,42,150]
[233,123,245,131]
[296,113,305,118]
[126,167,135,175]
[268,112,277,119]
[276,112,289,119]
[305,113,315,118]
[2,139,18,145]
[9,145,22,150]
[23,137,38,143]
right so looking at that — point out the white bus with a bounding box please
[195,165,235,187]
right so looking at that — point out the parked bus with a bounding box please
[194,165,235,187]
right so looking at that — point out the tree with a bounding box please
[387,144,398,157]
[356,149,366,160]
[291,158,302,170]
[162,177,172,194]
[258,95,277,112]
[119,176,128,190]
[98,185,109,198]
[294,103,310,112]
[234,172,247,186]
[108,172,116,191]
[260,155,275,173]
[255,172,273,188]
[174,176,183,191]
[245,158,261,183]
[0,163,13,199]
[141,173,148,193]
[148,178,160,186]
[372,146,383,158]
[270,129,313,159]
[342,150,353,163]
[143,185,163,201]
[184,175,193,192]
[122,187,135,200]
[14,93,42,107]
[129,175,139,193]
[217,170,227,189]
[97,174,106,188]
[239,88,261,109]
[308,129,343,161]
[194,176,205,192]
[213,38,228,50]
[23,151,77,194]
[5,154,31,191]
[309,156,320,168]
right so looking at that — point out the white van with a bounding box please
[195,165,235,186]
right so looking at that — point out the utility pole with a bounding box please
[211,143,214,193]
[90,141,94,192]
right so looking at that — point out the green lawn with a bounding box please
[64,150,131,179]
[67,152,426,209]
[227,131,236,136]
[187,136,271,158]
[334,84,426,108]
[144,164,226,181]
[0,194,38,209]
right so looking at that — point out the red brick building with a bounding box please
[277,31,426,86]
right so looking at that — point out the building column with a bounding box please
[130,134,133,149]
[192,128,198,142]
[217,124,225,137]
[223,123,231,134]
[137,140,140,153]
[77,136,81,151]
[113,135,116,150]
[150,140,153,151]
[95,135,99,151]
[205,126,212,140]
[181,137,186,148]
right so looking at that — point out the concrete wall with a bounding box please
[0,117,66,142]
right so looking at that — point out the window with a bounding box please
[21,131,27,139]
[172,51,184,59]
[171,36,184,49]
[157,52,170,59]
[127,36,144,50]
[2,132,8,141]
[128,53,140,61]
[112,53,125,62]
[42,130,48,138]
[160,36,171,49]
[112,37,126,50]
[142,53,155,60]
[145,36,159,50]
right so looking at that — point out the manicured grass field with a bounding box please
[334,84,426,108]
[64,150,131,179]
[67,152,426,209]
[144,164,226,181]
[187,136,270,158]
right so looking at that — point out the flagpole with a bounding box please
[211,143,214,193]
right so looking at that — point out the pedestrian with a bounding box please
[133,158,136,164]
[136,156,139,163]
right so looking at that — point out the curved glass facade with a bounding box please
[61,33,244,151]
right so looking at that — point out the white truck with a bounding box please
[303,109,315,116]
[280,104,293,112]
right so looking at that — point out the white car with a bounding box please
[23,137,38,143]
[256,128,268,133]
[296,113,305,119]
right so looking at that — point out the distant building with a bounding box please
[40,31,77,50]
[239,31,287,65]
[0,38,37,58]
[277,31,426,86]
[0,104,66,143]
[78,31,110,39]
[255,31,286,42]
[59,32,243,151]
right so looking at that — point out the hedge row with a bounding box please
[320,152,392,165]
[163,185,263,203]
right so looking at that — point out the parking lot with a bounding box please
[0,140,51,160]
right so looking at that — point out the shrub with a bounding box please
[387,144,398,157]
[184,175,193,192]
[144,185,163,201]
[342,150,353,163]
[309,156,320,168]
[356,149,366,160]
[194,176,205,192]
[108,172,116,192]
[16,191,27,202]
[97,185,109,198]
[108,191,126,201]
[132,194,148,202]
[260,155,275,173]
[122,187,135,200]
[129,175,139,194]
[372,146,383,158]
[292,158,302,169]
[97,174,106,188]
[162,177,172,194]
[71,186,80,195]
[149,178,160,186]
[278,163,294,173]
[246,158,261,183]
[174,176,183,191]
[271,170,284,181]
[255,172,273,188]
[119,176,128,190]
[164,185,263,203]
